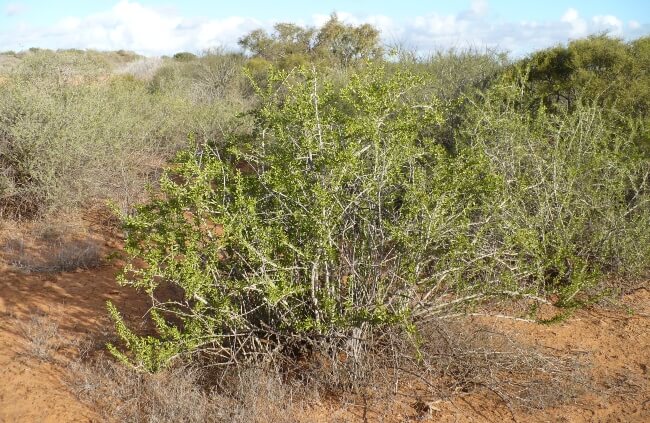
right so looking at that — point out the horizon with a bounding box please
[1,0,649,57]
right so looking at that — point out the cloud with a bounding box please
[5,2,27,16]
[0,1,646,57]
[561,8,588,37]
[470,0,489,17]
[1,1,264,55]
[592,15,623,35]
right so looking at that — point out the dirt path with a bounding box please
[1,245,648,422]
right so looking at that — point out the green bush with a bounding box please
[239,14,383,69]
[108,65,500,372]
[459,81,650,305]
[506,35,650,154]
[173,52,198,62]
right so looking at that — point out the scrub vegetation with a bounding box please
[1,15,648,421]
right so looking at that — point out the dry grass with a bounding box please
[2,218,103,272]
[5,237,102,272]
[114,57,163,80]
[413,319,588,410]
[49,240,102,272]
[67,356,313,423]
[65,317,589,422]
[18,312,61,361]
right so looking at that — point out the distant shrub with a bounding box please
[507,35,650,154]
[0,55,193,218]
[173,52,198,62]
[239,14,383,69]
[114,57,162,80]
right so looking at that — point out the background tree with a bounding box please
[313,14,383,66]
[238,14,383,69]
[505,34,650,154]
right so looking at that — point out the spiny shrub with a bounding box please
[108,65,501,372]
[459,81,650,305]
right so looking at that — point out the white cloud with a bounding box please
[0,1,646,57]
[1,1,264,55]
[470,0,489,17]
[5,2,27,16]
[561,8,588,37]
[592,15,623,35]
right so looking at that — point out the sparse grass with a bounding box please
[415,320,587,410]
[49,240,102,272]
[18,312,61,361]
[3,230,102,273]
[3,237,25,265]
[68,357,312,423]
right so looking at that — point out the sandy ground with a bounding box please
[0,224,648,422]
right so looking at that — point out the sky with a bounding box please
[1,0,649,56]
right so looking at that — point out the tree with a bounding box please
[238,15,384,68]
[505,35,650,153]
[314,14,383,66]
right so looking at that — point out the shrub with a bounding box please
[18,312,61,361]
[239,15,383,69]
[506,35,650,154]
[108,65,500,372]
[0,55,193,218]
[173,52,198,62]
[458,81,650,304]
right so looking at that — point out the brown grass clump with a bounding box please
[67,357,313,423]
[5,236,102,273]
[2,216,104,272]
[18,312,62,361]
[411,319,588,410]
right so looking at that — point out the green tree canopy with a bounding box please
[238,14,383,68]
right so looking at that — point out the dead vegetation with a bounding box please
[2,218,103,272]
[414,320,587,410]
[63,317,588,422]
[67,357,314,423]
[17,312,62,361]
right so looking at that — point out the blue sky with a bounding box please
[1,1,649,56]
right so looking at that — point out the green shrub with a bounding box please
[459,81,650,304]
[506,35,650,154]
[173,52,198,62]
[108,65,501,372]
[239,14,383,69]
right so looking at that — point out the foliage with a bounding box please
[507,35,650,154]
[109,65,500,372]
[173,52,198,62]
[459,81,650,304]
[0,52,192,218]
[238,14,383,69]
[1,30,648,384]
